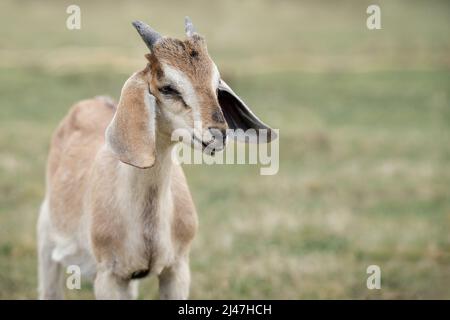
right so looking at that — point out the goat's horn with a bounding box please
[132,20,162,50]
[185,16,196,37]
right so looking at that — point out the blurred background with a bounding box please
[0,0,449,299]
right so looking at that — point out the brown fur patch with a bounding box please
[151,36,213,86]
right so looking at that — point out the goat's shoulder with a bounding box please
[55,97,115,142]
[48,97,115,178]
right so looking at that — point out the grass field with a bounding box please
[0,0,449,299]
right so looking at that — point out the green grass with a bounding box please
[0,0,449,299]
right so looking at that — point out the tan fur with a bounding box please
[152,36,213,85]
[46,98,115,234]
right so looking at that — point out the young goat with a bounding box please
[37,17,275,299]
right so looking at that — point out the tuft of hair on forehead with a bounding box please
[146,35,214,83]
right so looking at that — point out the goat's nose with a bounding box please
[208,127,227,143]
[211,110,225,124]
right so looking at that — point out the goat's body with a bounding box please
[38,97,197,299]
[38,17,274,299]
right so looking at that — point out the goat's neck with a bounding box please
[115,135,176,265]
[118,135,175,211]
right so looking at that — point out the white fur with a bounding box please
[160,63,205,138]
[211,63,220,92]
[37,198,65,299]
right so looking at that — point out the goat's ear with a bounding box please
[218,80,277,143]
[105,71,156,169]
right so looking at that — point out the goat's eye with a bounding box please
[159,85,179,96]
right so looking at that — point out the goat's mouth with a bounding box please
[191,134,225,155]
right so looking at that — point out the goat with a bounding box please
[37,17,275,300]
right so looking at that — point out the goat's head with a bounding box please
[106,17,276,169]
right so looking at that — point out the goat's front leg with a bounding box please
[94,268,134,300]
[158,257,190,300]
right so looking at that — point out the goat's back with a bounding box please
[46,97,116,234]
